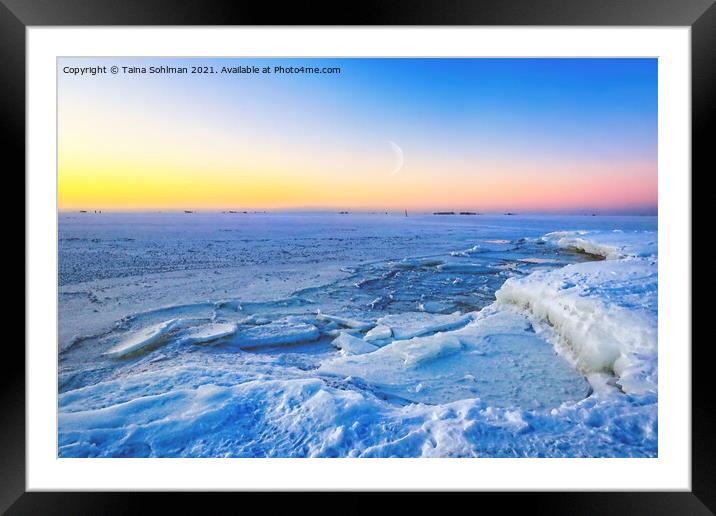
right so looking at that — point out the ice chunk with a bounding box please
[518,257,559,264]
[316,310,373,330]
[231,321,320,349]
[394,335,464,366]
[331,332,378,356]
[176,322,237,345]
[364,324,392,343]
[104,319,179,358]
[377,311,473,340]
[240,314,272,325]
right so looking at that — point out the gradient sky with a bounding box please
[58,58,657,213]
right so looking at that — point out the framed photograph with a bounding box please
[8,0,710,510]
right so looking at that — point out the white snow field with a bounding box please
[58,213,657,457]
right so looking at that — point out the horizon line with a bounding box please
[58,208,659,216]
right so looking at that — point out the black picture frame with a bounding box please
[5,0,710,512]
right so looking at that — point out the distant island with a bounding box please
[434,211,482,216]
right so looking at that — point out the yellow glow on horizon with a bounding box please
[57,101,656,212]
[59,148,657,212]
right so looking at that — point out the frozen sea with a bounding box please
[58,212,657,458]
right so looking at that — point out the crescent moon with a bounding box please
[388,141,404,176]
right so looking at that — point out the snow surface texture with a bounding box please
[58,215,657,457]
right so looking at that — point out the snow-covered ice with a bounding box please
[103,319,180,358]
[364,324,393,343]
[316,311,373,330]
[176,321,238,346]
[58,213,658,457]
[230,321,321,349]
[496,257,657,394]
[320,307,592,407]
[542,229,657,259]
[331,332,379,356]
[375,311,473,340]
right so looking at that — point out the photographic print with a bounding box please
[57,57,657,458]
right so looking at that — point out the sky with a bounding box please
[58,58,657,213]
